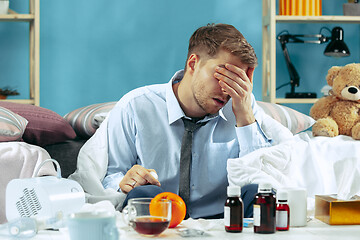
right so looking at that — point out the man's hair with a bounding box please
[186,23,258,68]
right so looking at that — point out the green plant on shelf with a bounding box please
[0,87,19,99]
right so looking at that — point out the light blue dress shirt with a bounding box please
[103,70,281,218]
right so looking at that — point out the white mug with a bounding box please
[278,188,307,227]
[66,211,119,240]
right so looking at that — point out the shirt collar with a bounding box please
[166,70,227,125]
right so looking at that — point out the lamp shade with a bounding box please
[324,27,350,57]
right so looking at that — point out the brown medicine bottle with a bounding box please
[253,183,276,234]
[224,186,243,232]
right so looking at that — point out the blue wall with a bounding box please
[0,0,358,116]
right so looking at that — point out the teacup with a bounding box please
[122,198,172,236]
[66,211,119,240]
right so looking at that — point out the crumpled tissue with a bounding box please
[176,218,223,237]
[179,218,224,231]
[334,157,360,200]
[79,200,117,214]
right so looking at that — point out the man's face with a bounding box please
[191,50,249,115]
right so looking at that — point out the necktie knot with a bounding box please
[182,118,205,133]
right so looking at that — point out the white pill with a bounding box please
[150,171,158,180]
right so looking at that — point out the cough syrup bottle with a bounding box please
[224,186,243,232]
[276,191,290,231]
[253,183,276,234]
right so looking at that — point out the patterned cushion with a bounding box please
[64,102,117,139]
[0,102,76,146]
[0,106,28,142]
[257,101,315,134]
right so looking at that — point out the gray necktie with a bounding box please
[179,118,206,218]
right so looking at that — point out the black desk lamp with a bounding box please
[277,26,350,98]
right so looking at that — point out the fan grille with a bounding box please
[15,188,42,217]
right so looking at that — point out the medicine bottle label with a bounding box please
[253,204,260,226]
[276,210,288,228]
[224,206,230,226]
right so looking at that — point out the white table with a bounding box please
[2,217,358,240]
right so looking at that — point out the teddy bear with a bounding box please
[310,63,360,140]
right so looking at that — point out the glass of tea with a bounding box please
[122,198,172,236]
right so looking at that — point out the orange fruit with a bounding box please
[150,192,186,228]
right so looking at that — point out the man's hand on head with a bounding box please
[214,63,256,127]
[119,165,161,193]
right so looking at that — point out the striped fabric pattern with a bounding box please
[64,102,116,139]
[0,106,28,142]
[65,101,315,139]
[257,101,315,134]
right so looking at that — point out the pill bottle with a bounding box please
[276,191,290,231]
[253,183,276,234]
[224,186,243,233]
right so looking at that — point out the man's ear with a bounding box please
[246,67,255,83]
[186,54,199,73]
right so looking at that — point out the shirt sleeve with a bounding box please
[102,172,125,191]
[235,97,294,158]
[102,101,138,192]
[236,120,272,157]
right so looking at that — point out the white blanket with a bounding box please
[0,142,56,223]
[68,118,127,209]
[227,131,360,200]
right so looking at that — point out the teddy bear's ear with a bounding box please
[326,66,342,86]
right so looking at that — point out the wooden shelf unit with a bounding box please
[0,0,39,105]
[262,0,360,104]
